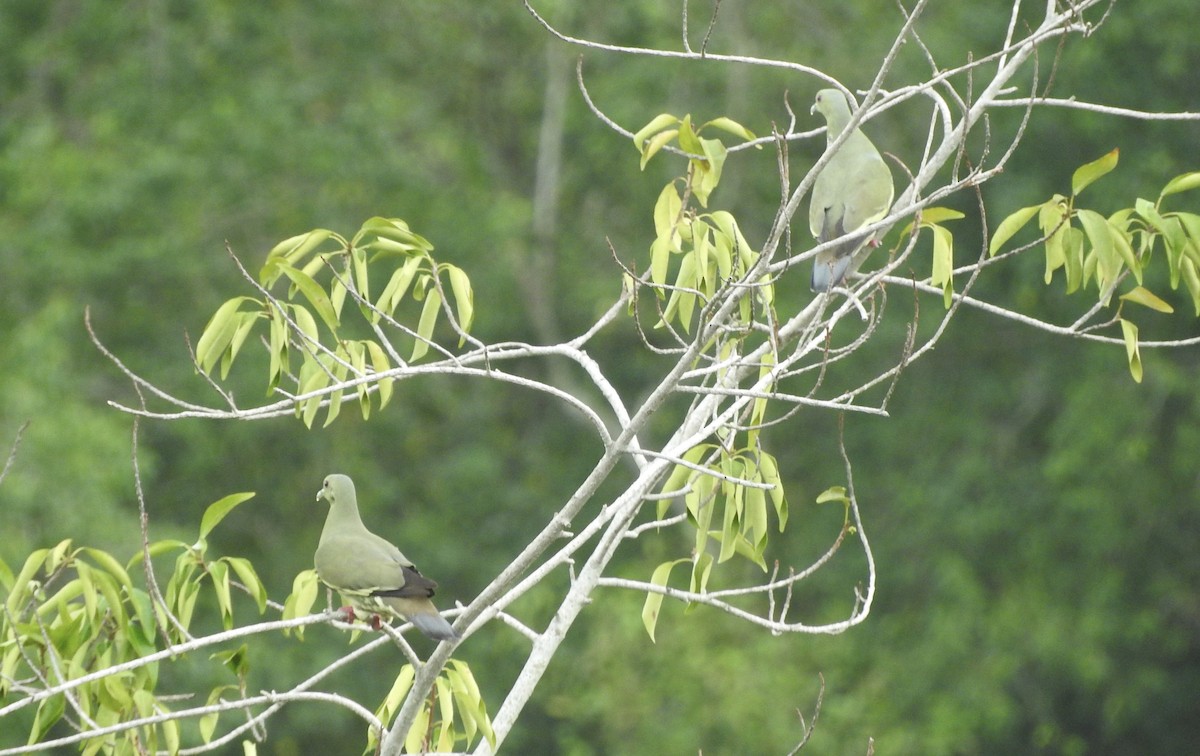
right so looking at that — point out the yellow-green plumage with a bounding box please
[809,88,894,291]
[314,474,459,641]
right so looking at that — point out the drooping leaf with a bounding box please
[989,204,1042,256]
[640,128,679,169]
[632,113,680,152]
[411,287,442,362]
[445,264,475,337]
[1119,318,1143,383]
[641,559,686,642]
[196,297,256,375]
[1120,286,1175,314]
[700,116,757,142]
[278,265,340,333]
[676,114,703,155]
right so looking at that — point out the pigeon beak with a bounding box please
[316,489,326,502]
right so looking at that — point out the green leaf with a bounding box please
[82,548,133,591]
[1062,226,1085,294]
[223,557,268,613]
[657,445,710,517]
[1110,221,1141,284]
[1120,286,1174,314]
[700,116,757,142]
[196,297,256,375]
[1119,318,1142,383]
[653,183,683,237]
[350,244,370,299]
[1181,258,1200,316]
[632,113,680,152]
[815,486,849,505]
[758,452,788,530]
[930,225,954,308]
[278,265,340,333]
[291,303,320,346]
[641,559,686,642]
[676,114,703,155]
[446,660,495,747]
[375,254,426,320]
[710,211,755,263]
[261,229,336,286]
[222,311,263,380]
[445,264,475,337]
[6,547,49,617]
[267,307,289,394]
[1039,197,1070,284]
[365,340,394,409]
[689,552,714,594]
[692,137,727,206]
[1071,148,1119,196]
[1160,171,1200,198]
[208,560,234,629]
[411,287,442,362]
[989,204,1041,256]
[744,485,769,551]
[918,207,966,225]
[282,569,320,638]
[1077,208,1114,278]
[126,540,188,571]
[405,701,431,754]
[29,694,65,745]
[649,233,674,288]
[640,129,679,169]
[359,217,434,251]
[717,480,739,564]
[198,492,256,546]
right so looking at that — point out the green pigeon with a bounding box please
[808,88,894,291]
[314,473,459,641]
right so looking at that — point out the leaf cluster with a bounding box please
[0,494,264,753]
[195,217,475,426]
[990,150,1200,380]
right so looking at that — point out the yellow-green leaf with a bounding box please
[919,207,966,225]
[278,265,339,333]
[632,113,680,152]
[700,116,757,142]
[261,229,335,285]
[196,297,255,375]
[653,184,683,237]
[1071,148,1119,196]
[676,114,702,155]
[989,204,1042,256]
[223,557,267,614]
[198,493,256,545]
[1180,257,1200,316]
[1120,286,1174,314]
[815,486,849,505]
[1119,318,1142,383]
[1160,171,1200,198]
[641,559,686,642]
[365,340,394,409]
[411,287,442,362]
[445,264,475,336]
[640,129,679,169]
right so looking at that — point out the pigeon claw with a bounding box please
[338,606,357,624]
[369,614,384,631]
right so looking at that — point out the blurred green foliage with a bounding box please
[1,0,1197,753]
